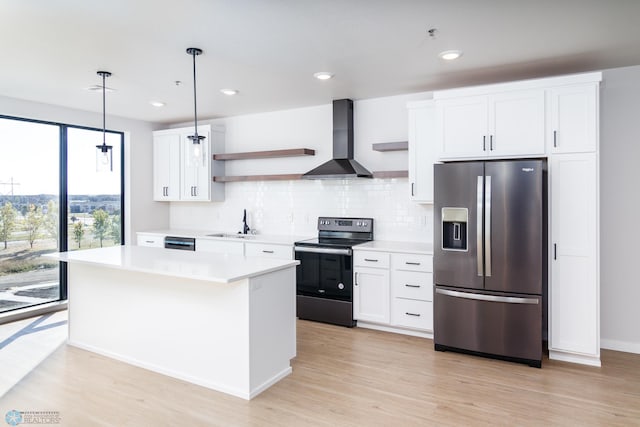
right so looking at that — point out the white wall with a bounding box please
[0,95,164,243]
[169,92,434,241]
[599,65,640,353]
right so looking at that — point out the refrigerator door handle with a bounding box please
[485,175,492,277]
[476,176,483,276]
[436,288,539,305]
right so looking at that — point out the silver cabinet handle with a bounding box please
[405,261,421,266]
[405,312,421,317]
[405,284,421,288]
[485,175,492,277]
[364,258,379,262]
[262,250,274,254]
[553,130,557,148]
[436,288,539,305]
[553,243,557,260]
[489,135,494,151]
[483,135,486,151]
[477,176,483,277]
[145,240,154,244]
[354,272,358,286]
[411,182,414,196]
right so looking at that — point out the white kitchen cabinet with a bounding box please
[435,89,545,160]
[196,238,244,255]
[153,125,225,202]
[136,232,164,247]
[153,133,180,201]
[244,242,293,260]
[549,83,598,154]
[407,100,437,203]
[354,267,390,324]
[390,253,433,332]
[549,153,600,366]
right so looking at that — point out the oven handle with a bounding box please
[294,246,352,256]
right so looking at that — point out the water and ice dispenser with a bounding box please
[442,208,468,251]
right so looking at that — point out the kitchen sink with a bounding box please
[205,233,255,239]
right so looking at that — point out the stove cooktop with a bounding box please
[294,237,370,249]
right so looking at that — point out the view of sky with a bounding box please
[0,118,121,195]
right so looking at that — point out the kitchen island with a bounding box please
[47,245,299,400]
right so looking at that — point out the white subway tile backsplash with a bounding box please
[169,178,433,243]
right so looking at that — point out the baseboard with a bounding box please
[549,349,601,367]
[356,321,433,339]
[600,338,640,355]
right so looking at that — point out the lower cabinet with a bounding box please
[137,233,164,247]
[353,248,433,336]
[196,239,245,255]
[244,242,293,260]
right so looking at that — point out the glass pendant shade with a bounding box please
[96,142,113,172]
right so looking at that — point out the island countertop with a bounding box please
[47,245,299,284]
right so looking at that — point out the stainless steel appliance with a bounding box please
[164,236,196,251]
[295,217,374,327]
[434,159,547,367]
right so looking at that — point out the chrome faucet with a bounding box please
[242,209,250,234]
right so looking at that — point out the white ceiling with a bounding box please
[2,0,640,124]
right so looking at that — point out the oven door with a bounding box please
[294,246,353,301]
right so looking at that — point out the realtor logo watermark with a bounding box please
[5,410,61,425]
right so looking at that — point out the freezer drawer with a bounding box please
[434,286,542,367]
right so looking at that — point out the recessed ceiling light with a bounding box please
[220,89,238,96]
[438,50,463,61]
[86,85,115,93]
[313,72,334,80]
[150,101,165,107]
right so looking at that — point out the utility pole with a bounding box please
[0,177,21,200]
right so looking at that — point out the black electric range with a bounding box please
[294,217,373,327]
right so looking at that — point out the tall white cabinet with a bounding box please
[153,124,225,202]
[430,72,602,366]
[407,100,436,203]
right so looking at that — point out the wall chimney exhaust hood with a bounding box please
[302,99,373,179]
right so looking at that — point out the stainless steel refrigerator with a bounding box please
[433,159,547,368]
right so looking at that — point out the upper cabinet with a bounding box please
[153,125,225,202]
[407,100,436,203]
[549,83,598,154]
[435,89,545,160]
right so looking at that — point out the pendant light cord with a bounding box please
[102,72,106,147]
[192,50,198,139]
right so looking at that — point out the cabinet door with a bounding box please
[196,239,244,255]
[153,132,180,201]
[181,128,211,201]
[549,153,598,357]
[245,242,293,260]
[137,233,164,247]
[436,96,488,159]
[354,267,390,324]
[489,89,545,157]
[408,101,436,202]
[549,83,598,154]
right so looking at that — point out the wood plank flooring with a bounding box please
[1,319,639,426]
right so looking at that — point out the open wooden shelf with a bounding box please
[372,141,408,152]
[213,148,315,161]
[372,170,408,179]
[213,174,304,182]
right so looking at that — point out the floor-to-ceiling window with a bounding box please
[0,116,124,316]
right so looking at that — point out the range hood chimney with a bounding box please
[302,99,373,179]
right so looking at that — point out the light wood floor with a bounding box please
[1,319,639,426]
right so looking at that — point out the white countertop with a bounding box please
[47,245,299,284]
[138,229,312,246]
[354,240,433,255]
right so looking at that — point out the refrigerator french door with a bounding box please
[433,159,546,367]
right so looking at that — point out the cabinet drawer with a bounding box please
[391,299,433,331]
[245,243,292,260]
[196,239,244,255]
[354,251,390,269]
[393,271,433,301]
[137,233,164,248]
[391,253,432,272]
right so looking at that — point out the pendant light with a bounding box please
[95,70,113,172]
[186,47,205,165]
